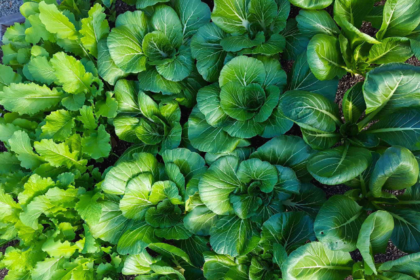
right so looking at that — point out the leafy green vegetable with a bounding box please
[312,147,420,272]
[2,0,420,279]
[357,211,394,274]
[189,56,290,153]
[282,242,353,280]
[198,138,321,262]
[112,79,183,152]
[315,195,367,251]
[280,66,420,185]
[295,0,416,77]
[105,0,210,102]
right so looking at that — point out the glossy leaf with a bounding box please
[107,26,146,74]
[369,146,419,197]
[334,0,376,27]
[363,63,420,117]
[261,212,315,252]
[198,156,241,215]
[342,82,365,123]
[188,107,247,153]
[211,0,249,34]
[210,215,257,257]
[219,56,266,87]
[307,34,346,81]
[367,109,420,151]
[308,146,372,185]
[282,242,353,280]
[251,135,316,181]
[287,53,338,102]
[315,195,367,251]
[376,0,420,40]
[356,211,394,274]
[297,10,339,37]
[191,23,227,82]
[289,0,333,10]
[368,37,412,65]
[280,90,341,133]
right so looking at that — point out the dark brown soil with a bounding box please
[347,241,407,280]
[360,21,377,37]
[0,140,6,152]
[120,276,136,280]
[115,0,135,15]
[285,123,303,137]
[0,268,6,279]
[407,56,420,66]
[202,0,214,9]
[335,74,365,116]
[375,241,407,262]
[289,5,301,18]
[0,241,18,255]
[280,59,295,74]
[180,105,193,125]
[313,180,351,199]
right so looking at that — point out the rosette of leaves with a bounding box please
[193,137,327,279]
[196,136,323,258]
[190,0,290,83]
[314,147,420,253]
[201,241,289,280]
[280,63,420,186]
[188,55,291,153]
[282,241,420,280]
[201,207,324,280]
[316,146,420,256]
[103,0,210,103]
[282,147,420,279]
[91,149,212,278]
[111,79,183,153]
[295,0,419,78]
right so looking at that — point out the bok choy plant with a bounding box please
[297,0,420,78]
[280,63,420,185]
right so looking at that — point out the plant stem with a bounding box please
[340,65,358,75]
[357,98,390,131]
[374,200,420,205]
[360,175,367,198]
[357,108,379,131]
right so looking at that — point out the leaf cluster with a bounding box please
[1,0,420,279]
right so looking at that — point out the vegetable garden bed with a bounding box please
[1,0,420,279]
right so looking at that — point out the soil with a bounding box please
[115,0,136,15]
[335,74,365,116]
[349,241,408,264]
[407,56,420,67]
[0,140,5,152]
